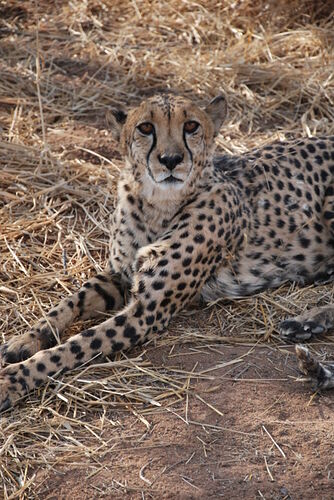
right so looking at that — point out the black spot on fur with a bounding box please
[96,274,109,282]
[78,290,86,316]
[90,338,102,350]
[94,283,115,310]
[152,281,165,290]
[113,342,124,352]
[106,329,117,338]
[82,329,95,337]
[21,365,30,376]
[124,325,139,343]
[50,355,61,364]
[70,342,81,354]
[134,302,144,317]
[115,315,127,326]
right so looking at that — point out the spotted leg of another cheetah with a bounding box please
[295,345,334,390]
[279,306,334,342]
[0,271,125,366]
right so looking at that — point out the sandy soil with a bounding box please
[33,339,334,499]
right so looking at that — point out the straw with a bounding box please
[1,0,334,496]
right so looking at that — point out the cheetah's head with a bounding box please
[109,94,226,200]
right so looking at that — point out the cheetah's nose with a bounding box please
[158,153,184,171]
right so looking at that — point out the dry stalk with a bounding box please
[0,0,334,497]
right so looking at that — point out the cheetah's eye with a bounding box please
[137,122,154,135]
[184,121,200,134]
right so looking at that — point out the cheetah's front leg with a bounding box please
[0,198,238,410]
[0,271,125,366]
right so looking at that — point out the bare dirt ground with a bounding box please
[1,1,334,498]
[35,341,334,500]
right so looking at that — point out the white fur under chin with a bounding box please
[141,170,194,206]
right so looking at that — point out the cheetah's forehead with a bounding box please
[134,94,203,123]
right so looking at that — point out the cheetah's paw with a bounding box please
[0,332,40,367]
[279,319,326,342]
[0,366,27,412]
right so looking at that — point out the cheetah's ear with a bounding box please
[205,95,227,136]
[107,108,128,141]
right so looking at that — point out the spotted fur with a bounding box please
[1,93,334,411]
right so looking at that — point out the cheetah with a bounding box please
[1,93,334,411]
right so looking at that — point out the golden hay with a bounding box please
[0,0,334,496]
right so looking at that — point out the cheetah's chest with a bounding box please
[109,195,178,281]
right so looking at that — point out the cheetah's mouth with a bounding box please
[160,175,183,184]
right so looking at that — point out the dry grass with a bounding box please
[1,0,334,497]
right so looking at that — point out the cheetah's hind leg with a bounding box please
[295,345,334,390]
[279,305,334,342]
